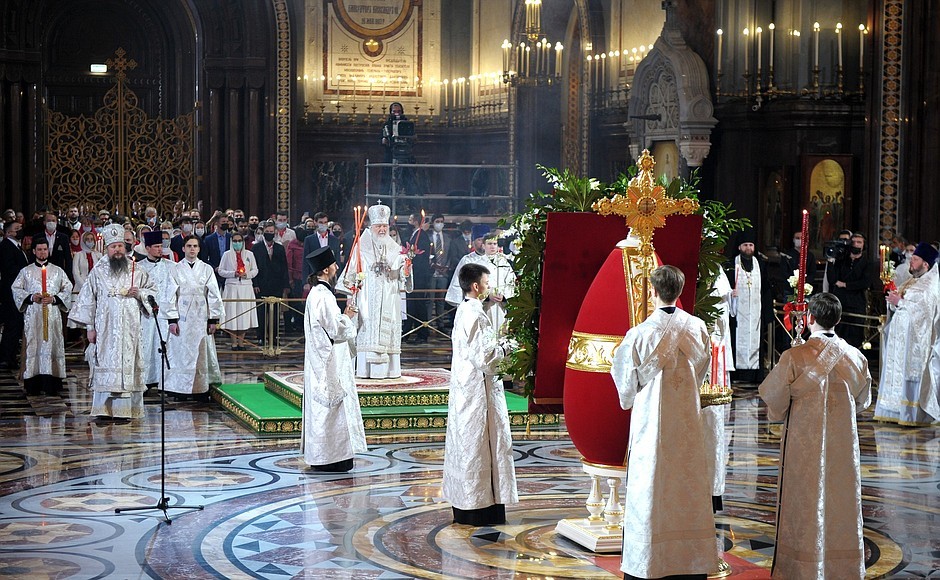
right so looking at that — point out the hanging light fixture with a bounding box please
[502,0,563,87]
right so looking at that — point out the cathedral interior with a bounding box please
[1,0,940,578]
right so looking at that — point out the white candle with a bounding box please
[716,29,723,74]
[813,22,820,68]
[756,27,762,72]
[859,24,866,70]
[743,28,749,73]
[836,23,843,68]
[502,39,511,73]
[555,42,563,76]
[768,23,775,70]
[443,79,448,108]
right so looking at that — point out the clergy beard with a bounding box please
[740,254,754,271]
[109,255,129,275]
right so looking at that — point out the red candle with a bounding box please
[797,209,809,303]
[41,265,47,294]
[711,343,718,385]
[720,345,726,387]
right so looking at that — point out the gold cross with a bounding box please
[592,149,700,319]
[106,47,138,82]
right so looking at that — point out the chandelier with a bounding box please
[501,0,563,87]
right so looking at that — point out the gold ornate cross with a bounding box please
[592,149,700,318]
[106,48,138,82]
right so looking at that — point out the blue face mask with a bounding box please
[232,241,244,251]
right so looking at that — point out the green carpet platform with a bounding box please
[212,368,562,435]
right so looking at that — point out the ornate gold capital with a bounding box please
[565,331,624,373]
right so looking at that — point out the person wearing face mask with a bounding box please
[124,229,147,262]
[164,235,223,401]
[170,216,193,256]
[219,233,259,349]
[69,230,82,257]
[143,206,158,229]
[252,221,291,345]
[0,220,29,369]
[428,214,454,331]
[300,247,365,472]
[445,226,515,335]
[193,221,206,238]
[302,212,343,293]
[161,230,179,262]
[273,211,296,246]
[203,215,232,290]
[826,232,875,348]
[37,212,73,282]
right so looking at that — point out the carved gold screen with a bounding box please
[46,48,195,217]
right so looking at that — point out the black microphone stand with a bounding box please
[114,296,204,524]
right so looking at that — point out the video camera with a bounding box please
[823,238,852,262]
[390,119,416,159]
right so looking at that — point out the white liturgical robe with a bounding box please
[338,228,413,379]
[704,272,735,499]
[759,331,871,579]
[12,263,73,382]
[732,255,762,371]
[137,257,179,386]
[446,251,516,333]
[874,267,940,425]
[164,259,223,394]
[69,255,157,418]
[301,282,366,466]
[442,298,518,511]
[611,307,717,578]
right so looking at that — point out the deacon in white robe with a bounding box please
[12,247,73,395]
[338,203,413,379]
[611,265,716,579]
[137,231,180,388]
[301,247,366,472]
[729,237,766,383]
[874,242,940,426]
[443,262,517,525]
[69,224,157,419]
[445,235,516,334]
[164,236,224,396]
[759,292,871,579]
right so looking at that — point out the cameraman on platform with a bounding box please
[825,231,874,347]
[381,102,417,200]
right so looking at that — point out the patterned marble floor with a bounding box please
[0,353,938,579]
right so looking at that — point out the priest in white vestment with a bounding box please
[611,265,716,579]
[445,226,516,334]
[137,231,180,389]
[69,224,157,419]
[338,203,413,379]
[874,242,940,426]
[759,292,871,579]
[164,235,224,397]
[443,262,518,526]
[12,237,73,395]
[728,232,767,383]
[301,247,366,472]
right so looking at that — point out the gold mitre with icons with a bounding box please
[562,148,710,469]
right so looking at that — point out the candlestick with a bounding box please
[797,209,809,303]
[836,23,843,68]
[716,29,723,75]
[813,22,820,68]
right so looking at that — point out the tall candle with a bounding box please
[41,264,47,294]
[743,28,749,73]
[756,27,762,72]
[716,29,723,74]
[768,23,775,70]
[813,22,820,68]
[836,23,843,67]
[555,42,563,76]
[130,256,136,288]
[859,25,866,70]
[797,209,809,303]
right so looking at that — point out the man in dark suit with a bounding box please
[202,214,232,290]
[0,220,29,368]
[404,214,431,342]
[428,213,455,331]
[170,216,193,256]
[252,221,291,344]
[302,212,343,290]
[35,212,72,282]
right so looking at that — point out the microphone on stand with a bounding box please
[147,295,160,315]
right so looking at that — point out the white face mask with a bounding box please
[317,223,328,233]
[433,222,444,232]
[275,221,288,230]
[45,221,57,233]
[195,228,205,236]
[182,223,193,233]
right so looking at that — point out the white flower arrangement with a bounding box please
[787,269,813,296]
